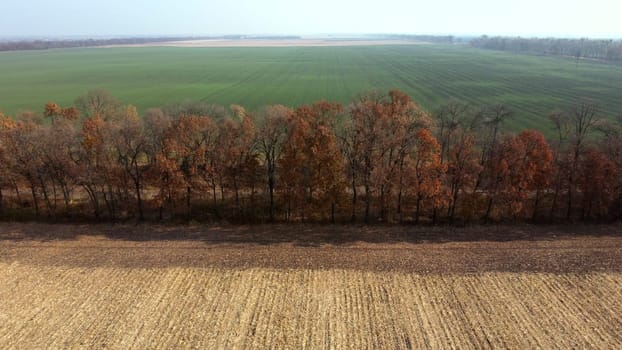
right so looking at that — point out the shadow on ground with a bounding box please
[2,223,621,273]
[0,222,620,246]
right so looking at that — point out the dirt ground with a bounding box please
[1,223,620,273]
[1,223,621,348]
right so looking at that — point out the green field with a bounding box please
[1,44,621,131]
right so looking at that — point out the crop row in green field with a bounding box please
[0,44,621,132]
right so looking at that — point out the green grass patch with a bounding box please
[1,44,621,134]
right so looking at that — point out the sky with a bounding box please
[0,0,620,39]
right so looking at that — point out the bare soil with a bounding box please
[1,223,621,349]
[1,223,620,273]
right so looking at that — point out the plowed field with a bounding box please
[1,224,621,349]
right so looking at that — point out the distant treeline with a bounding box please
[470,36,622,62]
[0,37,195,51]
[0,35,303,52]
[2,89,622,224]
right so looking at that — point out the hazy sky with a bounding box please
[1,0,620,38]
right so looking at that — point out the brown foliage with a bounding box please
[0,91,620,224]
[280,101,346,222]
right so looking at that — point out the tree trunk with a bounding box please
[532,188,541,221]
[13,181,22,205]
[397,188,403,223]
[30,185,39,216]
[102,185,115,220]
[484,196,494,223]
[186,186,192,220]
[268,176,275,222]
[449,184,460,222]
[135,179,144,221]
[234,178,240,208]
[39,176,55,219]
[379,186,386,222]
[550,183,560,221]
[211,180,217,204]
[61,182,71,217]
[566,185,573,221]
[83,185,100,220]
[350,176,357,223]
[415,194,422,224]
[51,181,58,214]
[364,183,371,224]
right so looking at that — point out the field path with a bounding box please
[1,224,621,349]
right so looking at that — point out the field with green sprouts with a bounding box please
[1,44,621,131]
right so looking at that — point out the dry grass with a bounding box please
[1,224,621,349]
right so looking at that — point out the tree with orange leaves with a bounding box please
[2,118,45,216]
[446,131,481,221]
[403,129,446,223]
[44,102,61,120]
[217,107,259,216]
[61,107,80,121]
[517,130,553,219]
[577,148,616,219]
[39,116,81,216]
[279,112,307,221]
[160,115,218,218]
[280,101,346,222]
[345,90,430,223]
[378,91,424,222]
[491,130,553,220]
[44,102,80,123]
[0,112,15,213]
[143,109,172,220]
[78,114,114,219]
[110,106,151,220]
[598,118,622,219]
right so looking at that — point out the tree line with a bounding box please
[1,89,621,224]
[0,36,302,52]
[0,37,194,51]
[374,34,455,44]
[470,36,622,62]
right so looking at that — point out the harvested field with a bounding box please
[1,224,621,349]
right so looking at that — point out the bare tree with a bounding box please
[255,105,291,221]
[565,102,601,219]
[75,89,122,120]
